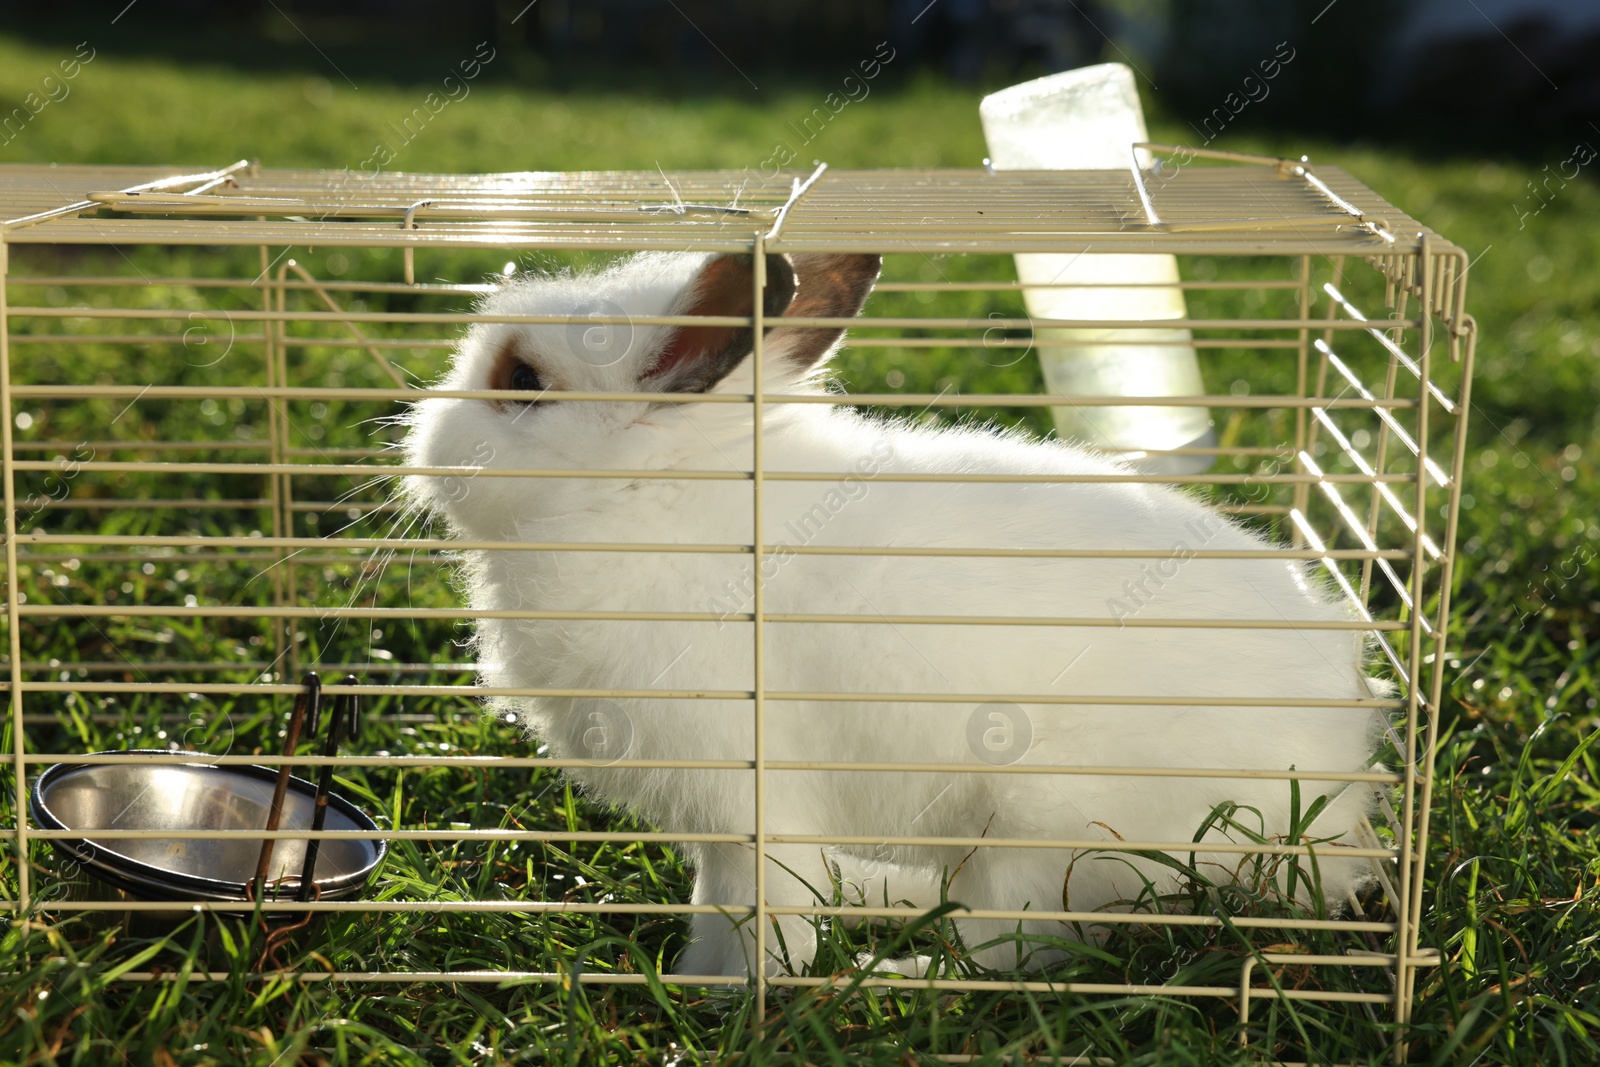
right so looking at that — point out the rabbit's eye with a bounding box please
[490,339,547,407]
[508,362,542,398]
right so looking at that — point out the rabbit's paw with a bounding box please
[856,952,935,978]
[675,928,750,982]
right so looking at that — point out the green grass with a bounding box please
[0,31,1597,1066]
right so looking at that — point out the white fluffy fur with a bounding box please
[401,252,1384,978]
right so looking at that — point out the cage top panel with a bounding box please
[0,159,1447,257]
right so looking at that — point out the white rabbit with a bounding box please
[400,250,1385,979]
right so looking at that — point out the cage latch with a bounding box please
[402,200,434,285]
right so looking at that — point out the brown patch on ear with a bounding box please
[768,254,882,375]
[647,253,796,394]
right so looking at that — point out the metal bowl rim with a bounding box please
[30,749,388,901]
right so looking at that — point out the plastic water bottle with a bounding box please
[980,63,1215,474]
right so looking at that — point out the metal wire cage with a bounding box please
[0,154,1475,1056]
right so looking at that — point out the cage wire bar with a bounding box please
[0,158,1474,1054]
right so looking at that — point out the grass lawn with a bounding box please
[0,29,1596,1066]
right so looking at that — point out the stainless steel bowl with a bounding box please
[31,751,386,909]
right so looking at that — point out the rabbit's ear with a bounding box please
[645,253,796,394]
[768,254,882,374]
